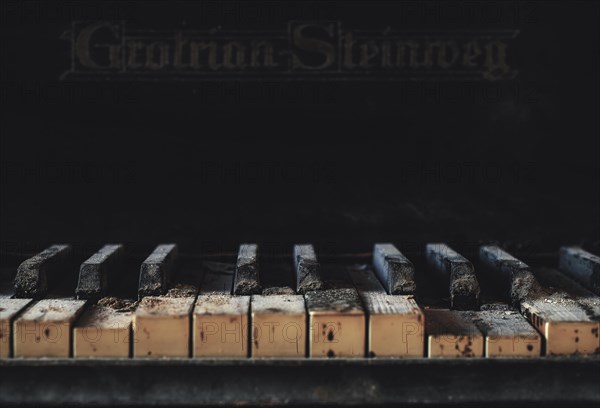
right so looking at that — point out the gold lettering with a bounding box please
[359,41,379,68]
[145,42,169,69]
[381,40,392,68]
[291,23,335,70]
[75,22,121,69]
[223,41,247,69]
[462,41,482,67]
[251,41,279,68]
[483,40,512,80]
[407,41,428,68]
[108,45,122,69]
[190,41,222,70]
[127,41,144,69]
[395,41,409,67]
[174,32,188,69]
[342,33,356,69]
[427,41,459,69]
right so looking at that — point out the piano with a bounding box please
[0,242,598,405]
[1,0,599,406]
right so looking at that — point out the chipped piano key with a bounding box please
[480,246,599,355]
[305,288,366,358]
[479,245,538,306]
[138,244,178,298]
[559,247,600,295]
[424,309,484,358]
[372,243,416,295]
[349,265,424,357]
[251,294,306,357]
[13,245,71,299]
[13,298,87,357]
[233,244,261,295]
[193,262,249,358]
[465,306,541,357]
[294,244,324,294]
[0,298,32,358]
[520,298,598,355]
[73,297,137,358]
[425,243,480,310]
[532,267,599,355]
[76,244,124,300]
[133,285,197,358]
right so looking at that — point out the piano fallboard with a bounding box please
[1,358,599,406]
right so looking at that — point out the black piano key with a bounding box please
[559,247,600,295]
[293,244,324,294]
[75,244,124,300]
[425,243,480,310]
[480,245,598,355]
[13,245,72,299]
[479,245,537,306]
[372,243,416,295]
[138,244,178,298]
[233,244,261,295]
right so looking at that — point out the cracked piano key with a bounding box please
[0,298,32,358]
[73,297,137,358]
[426,243,480,310]
[138,244,178,298]
[373,244,416,295]
[233,244,261,295]
[13,245,71,299]
[465,306,541,357]
[133,285,197,358]
[13,298,87,357]
[251,294,306,357]
[479,245,536,306]
[480,245,599,355]
[349,266,424,357]
[424,309,484,358]
[533,267,599,355]
[294,244,324,294]
[193,261,249,357]
[75,244,124,300]
[194,295,249,358]
[520,299,598,355]
[305,288,366,358]
[559,247,600,295]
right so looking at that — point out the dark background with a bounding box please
[1,1,598,260]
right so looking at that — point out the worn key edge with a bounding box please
[479,245,539,307]
[138,244,178,299]
[373,244,416,295]
[13,298,88,358]
[294,245,324,294]
[73,298,136,358]
[559,247,600,295]
[76,244,124,300]
[424,309,484,358]
[480,246,599,355]
[426,243,480,310]
[0,298,33,358]
[13,245,71,299]
[233,244,262,296]
[463,308,541,358]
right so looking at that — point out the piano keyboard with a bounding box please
[1,242,599,405]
